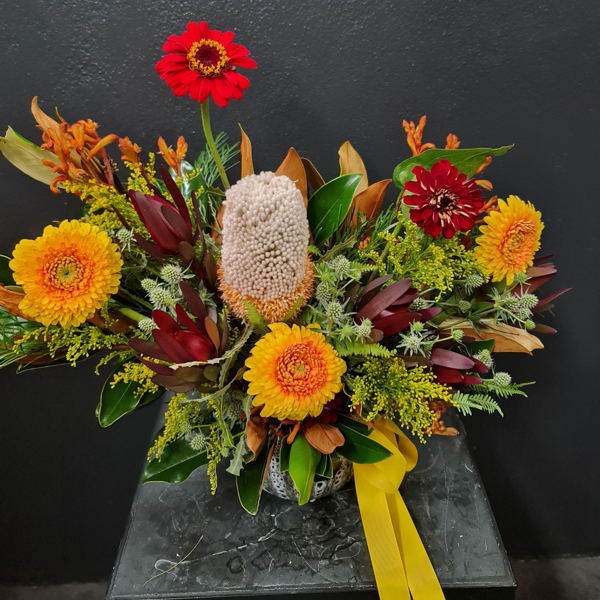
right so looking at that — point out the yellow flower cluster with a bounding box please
[126,153,157,195]
[350,357,452,441]
[110,361,160,400]
[362,221,486,297]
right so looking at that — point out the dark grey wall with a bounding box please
[0,0,598,584]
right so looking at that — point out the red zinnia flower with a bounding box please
[404,159,485,238]
[156,21,257,107]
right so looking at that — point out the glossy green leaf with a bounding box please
[336,423,392,464]
[465,339,495,355]
[0,255,15,286]
[279,435,290,472]
[96,363,164,427]
[334,413,372,435]
[307,174,363,246]
[0,127,60,185]
[316,453,333,479]
[236,438,273,515]
[289,432,320,505]
[393,146,512,189]
[143,436,208,484]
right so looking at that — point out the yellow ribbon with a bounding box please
[354,420,445,600]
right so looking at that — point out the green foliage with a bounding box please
[242,300,269,334]
[349,357,453,441]
[0,255,15,285]
[470,380,533,399]
[0,307,43,368]
[393,146,512,189]
[336,423,393,463]
[316,453,333,478]
[334,340,395,358]
[289,432,321,505]
[307,174,363,246]
[452,391,504,417]
[143,436,209,484]
[236,437,273,515]
[194,131,240,187]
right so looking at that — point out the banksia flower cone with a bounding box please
[219,172,314,322]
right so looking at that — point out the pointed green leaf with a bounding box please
[0,127,60,185]
[307,174,363,246]
[279,435,291,472]
[316,453,333,479]
[242,300,269,334]
[334,413,371,435]
[236,438,273,515]
[393,146,513,189]
[96,363,163,427]
[226,434,248,476]
[336,423,392,464]
[143,437,208,484]
[289,432,320,505]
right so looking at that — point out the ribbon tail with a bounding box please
[355,465,411,600]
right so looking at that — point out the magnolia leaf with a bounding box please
[245,415,269,457]
[307,174,363,246]
[236,437,273,515]
[440,318,544,354]
[143,437,209,484]
[316,453,333,479]
[0,127,60,185]
[96,363,164,427]
[339,141,369,196]
[0,283,30,320]
[239,124,254,178]
[351,179,392,226]
[304,421,345,454]
[336,423,392,463]
[31,96,60,133]
[279,435,291,472]
[301,157,325,194]
[276,147,308,208]
[288,432,321,505]
[393,146,513,189]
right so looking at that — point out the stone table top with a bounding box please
[107,411,515,599]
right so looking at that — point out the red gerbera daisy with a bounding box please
[404,159,485,238]
[156,21,257,107]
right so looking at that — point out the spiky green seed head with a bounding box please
[452,329,464,342]
[160,264,183,285]
[189,433,207,451]
[404,334,422,353]
[516,307,533,321]
[315,282,331,302]
[137,317,156,334]
[458,300,471,313]
[493,372,512,387]
[411,321,425,334]
[116,228,135,246]
[354,319,373,339]
[474,349,493,368]
[149,287,171,308]
[225,398,243,421]
[409,297,429,311]
[465,273,485,289]
[141,278,159,292]
[513,272,529,285]
[525,319,536,330]
[519,293,539,310]
[179,421,193,435]
[326,301,343,320]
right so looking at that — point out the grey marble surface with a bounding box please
[107,412,515,599]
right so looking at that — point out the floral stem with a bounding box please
[201,101,230,190]
[117,307,146,322]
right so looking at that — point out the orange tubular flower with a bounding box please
[118,137,142,164]
[244,324,347,421]
[402,115,436,156]
[158,136,188,176]
[445,134,460,150]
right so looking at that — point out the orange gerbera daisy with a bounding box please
[474,195,544,285]
[10,220,123,328]
[244,324,346,421]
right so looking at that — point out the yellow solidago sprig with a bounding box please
[349,357,452,441]
[361,219,487,299]
[10,220,123,328]
[110,361,160,400]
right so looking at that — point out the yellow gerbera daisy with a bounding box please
[474,195,543,285]
[10,220,123,328]
[244,323,346,421]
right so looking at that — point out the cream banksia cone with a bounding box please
[218,172,314,322]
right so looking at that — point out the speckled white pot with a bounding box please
[263,438,354,502]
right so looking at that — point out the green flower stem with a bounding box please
[117,307,146,322]
[201,101,230,190]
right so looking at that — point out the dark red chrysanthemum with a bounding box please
[404,159,485,238]
[156,21,257,107]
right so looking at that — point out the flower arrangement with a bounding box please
[0,20,567,600]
